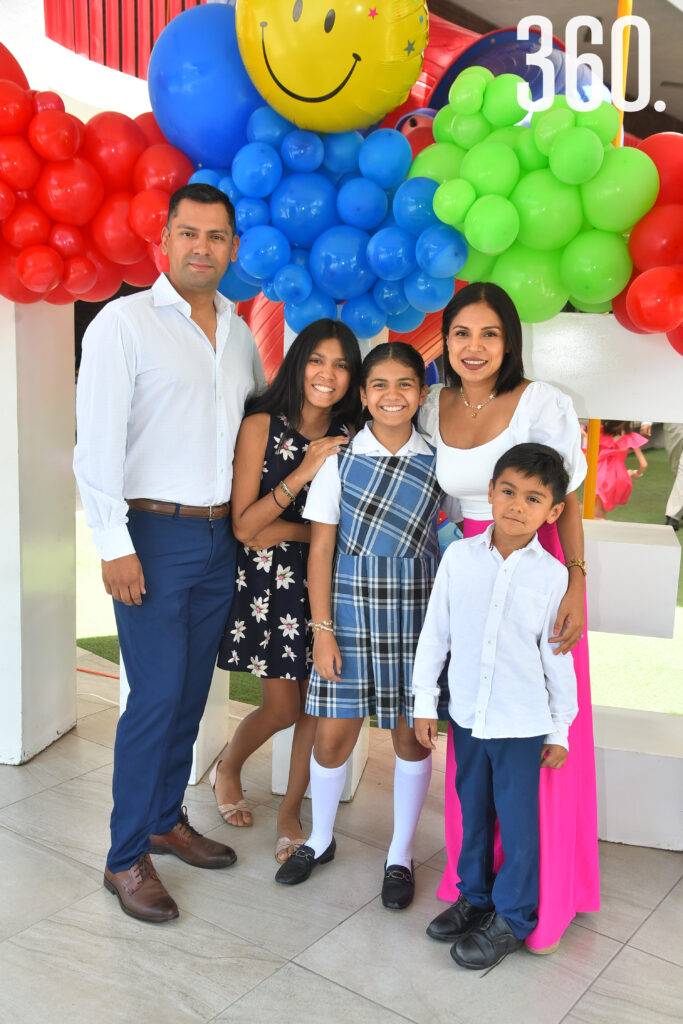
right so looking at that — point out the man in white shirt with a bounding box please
[74,183,265,923]
[413,443,578,970]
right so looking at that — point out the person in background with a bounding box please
[663,423,683,530]
[593,420,648,520]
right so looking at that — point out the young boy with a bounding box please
[413,442,578,970]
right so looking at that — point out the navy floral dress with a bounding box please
[218,413,349,680]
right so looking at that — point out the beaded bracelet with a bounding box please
[279,479,296,502]
[311,619,334,633]
[566,558,587,576]
[272,487,288,510]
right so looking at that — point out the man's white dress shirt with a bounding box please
[412,525,578,748]
[74,274,265,561]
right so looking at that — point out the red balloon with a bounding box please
[49,222,86,257]
[629,205,683,272]
[0,135,42,190]
[0,179,16,219]
[149,241,170,274]
[16,243,63,292]
[0,80,32,135]
[82,112,147,192]
[128,188,169,244]
[133,144,193,195]
[0,235,44,301]
[612,272,648,334]
[0,45,30,89]
[666,322,683,355]
[91,192,148,264]
[638,133,683,206]
[34,156,104,225]
[122,253,158,287]
[28,109,80,161]
[79,239,123,301]
[67,114,84,149]
[45,283,76,304]
[1,201,51,248]
[134,112,168,147]
[62,254,97,294]
[32,90,65,114]
[625,265,683,333]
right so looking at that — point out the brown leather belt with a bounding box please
[127,498,230,520]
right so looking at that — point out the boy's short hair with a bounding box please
[492,443,570,505]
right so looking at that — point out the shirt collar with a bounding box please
[152,274,234,319]
[473,522,544,558]
[351,422,435,457]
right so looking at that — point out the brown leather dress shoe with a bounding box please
[103,853,179,923]
[149,806,237,869]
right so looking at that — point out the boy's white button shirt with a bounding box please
[412,524,578,748]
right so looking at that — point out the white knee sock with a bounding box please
[306,754,347,857]
[385,753,432,869]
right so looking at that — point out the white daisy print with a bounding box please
[236,567,246,591]
[277,541,289,551]
[226,650,240,665]
[275,564,294,589]
[253,549,273,572]
[283,645,296,661]
[259,629,271,649]
[250,595,269,622]
[278,613,300,638]
[278,437,298,460]
[248,656,267,677]
[230,620,246,643]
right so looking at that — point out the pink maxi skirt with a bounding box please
[438,518,601,950]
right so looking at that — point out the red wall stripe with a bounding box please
[88,0,105,65]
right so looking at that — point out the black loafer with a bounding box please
[381,862,415,910]
[426,893,492,942]
[274,838,336,885]
[665,516,679,530]
[450,911,524,970]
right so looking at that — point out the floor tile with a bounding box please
[211,962,413,1023]
[0,762,47,811]
[74,706,119,748]
[0,889,284,1024]
[4,730,114,790]
[295,865,621,1024]
[629,877,683,968]
[76,692,114,720]
[0,827,101,941]
[567,945,683,1024]
[574,841,683,943]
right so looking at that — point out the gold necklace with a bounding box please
[460,386,497,418]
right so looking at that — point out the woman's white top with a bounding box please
[419,380,587,521]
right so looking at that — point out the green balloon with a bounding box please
[464,195,520,255]
[460,141,520,197]
[549,126,604,184]
[559,229,632,304]
[458,246,496,282]
[488,126,525,148]
[448,73,486,115]
[511,169,583,250]
[432,105,457,144]
[481,74,531,127]
[514,129,549,172]
[533,108,576,156]
[569,295,612,313]
[459,66,495,84]
[408,142,466,184]
[433,178,477,227]
[575,102,620,146]
[490,242,569,323]
[580,147,660,232]
[450,112,492,150]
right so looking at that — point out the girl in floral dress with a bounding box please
[212,319,361,861]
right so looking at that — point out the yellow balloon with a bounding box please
[235,0,428,133]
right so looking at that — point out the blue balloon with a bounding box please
[359,129,413,189]
[274,264,313,304]
[290,247,310,270]
[425,360,440,386]
[217,176,242,205]
[337,177,388,231]
[415,224,468,279]
[323,131,363,174]
[189,169,222,186]
[262,277,280,302]
[247,106,295,147]
[281,130,325,172]
[393,177,440,237]
[341,293,387,339]
[386,306,426,333]
[270,173,339,248]
[366,227,417,281]
[310,225,376,301]
[284,287,337,333]
[239,225,291,280]
[232,258,264,288]
[148,4,262,168]
[218,264,261,302]
[404,268,456,313]
[373,278,410,315]
[232,142,283,199]
[235,197,270,235]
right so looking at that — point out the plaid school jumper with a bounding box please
[306,447,442,728]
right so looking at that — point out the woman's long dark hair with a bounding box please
[244,318,362,431]
[360,341,426,425]
[441,282,525,395]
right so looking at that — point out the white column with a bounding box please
[0,298,77,764]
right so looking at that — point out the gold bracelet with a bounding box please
[566,558,587,576]
[272,487,288,510]
[279,479,296,502]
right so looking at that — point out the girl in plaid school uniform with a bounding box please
[275,342,451,908]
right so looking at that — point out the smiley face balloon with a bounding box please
[235,1,429,133]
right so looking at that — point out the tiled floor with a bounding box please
[0,649,681,1024]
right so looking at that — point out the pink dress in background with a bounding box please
[420,381,600,951]
[596,431,648,511]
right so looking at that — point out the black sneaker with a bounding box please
[274,838,336,885]
[381,862,415,910]
[450,911,524,969]
[426,893,492,942]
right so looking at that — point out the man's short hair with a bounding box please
[167,183,236,234]
[492,443,570,505]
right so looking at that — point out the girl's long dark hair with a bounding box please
[441,282,525,395]
[360,342,426,425]
[244,318,362,431]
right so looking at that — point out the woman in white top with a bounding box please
[419,282,599,953]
